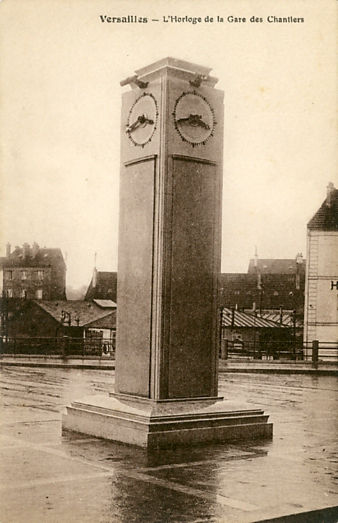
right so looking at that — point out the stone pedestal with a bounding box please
[63,394,272,449]
[62,58,273,447]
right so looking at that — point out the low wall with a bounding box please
[1,355,337,375]
[0,355,115,369]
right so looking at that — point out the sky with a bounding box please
[1,0,337,291]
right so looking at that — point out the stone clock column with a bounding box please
[115,58,223,401]
[63,58,273,448]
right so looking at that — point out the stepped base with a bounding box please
[62,393,273,448]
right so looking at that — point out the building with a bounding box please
[220,307,302,359]
[85,300,117,353]
[6,299,115,336]
[5,299,116,355]
[220,254,305,314]
[247,256,306,276]
[85,268,117,302]
[221,307,288,343]
[303,182,338,350]
[0,243,66,300]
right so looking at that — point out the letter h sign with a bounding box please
[331,281,338,290]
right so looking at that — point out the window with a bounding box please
[20,289,27,298]
[36,289,43,299]
[6,289,13,298]
[5,270,13,280]
[37,270,44,280]
[21,270,27,280]
[273,291,279,296]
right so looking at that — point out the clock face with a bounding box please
[173,91,216,146]
[126,93,158,147]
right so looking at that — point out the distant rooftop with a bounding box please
[308,182,338,231]
[248,257,305,274]
[0,243,66,269]
[36,300,114,327]
[85,271,117,302]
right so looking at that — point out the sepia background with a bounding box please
[1,0,337,295]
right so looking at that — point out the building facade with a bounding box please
[0,243,66,300]
[303,183,338,349]
[220,254,305,314]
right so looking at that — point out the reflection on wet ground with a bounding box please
[0,366,337,523]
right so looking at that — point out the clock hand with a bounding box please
[126,114,154,133]
[142,116,154,125]
[177,114,210,130]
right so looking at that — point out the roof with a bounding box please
[307,185,338,231]
[36,300,114,327]
[85,271,117,301]
[93,299,117,308]
[248,258,305,274]
[221,308,287,329]
[86,309,116,329]
[0,246,66,269]
[260,311,303,328]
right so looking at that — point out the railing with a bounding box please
[302,340,338,363]
[220,339,338,363]
[0,336,115,358]
[1,336,336,364]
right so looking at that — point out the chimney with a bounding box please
[326,182,335,207]
[23,243,30,259]
[92,267,98,288]
[6,243,11,258]
[296,253,303,265]
[32,242,39,258]
[295,253,303,290]
[254,246,258,268]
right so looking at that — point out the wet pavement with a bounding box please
[0,366,337,523]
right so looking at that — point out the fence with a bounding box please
[0,336,115,358]
[220,339,338,363]
[302,340,338,363]
[1,336,336,364]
